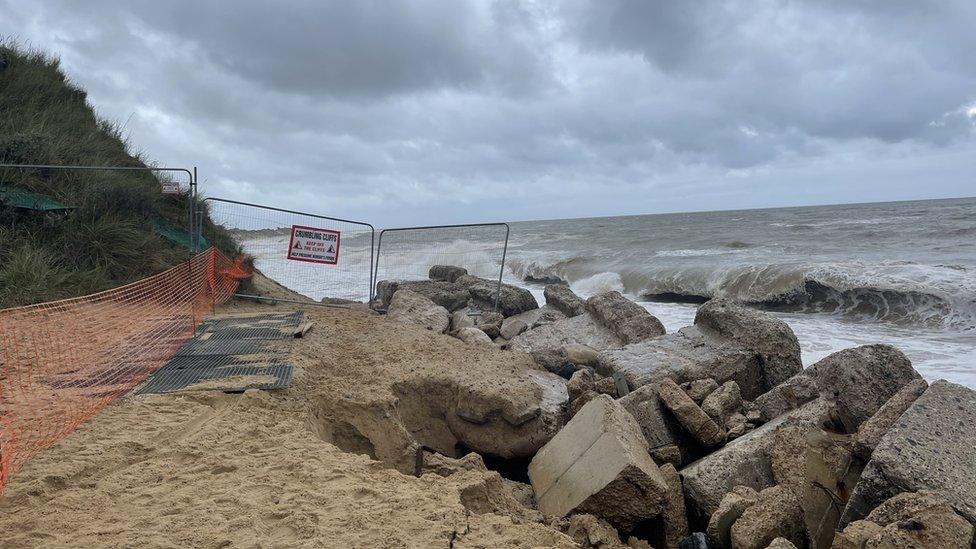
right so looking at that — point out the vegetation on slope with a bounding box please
[0,44,238,308]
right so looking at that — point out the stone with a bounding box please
[765,538,797,549]
[840,381,976,527]
[499,317,529,340]
[852,378,927,460]
[386,290,450,333]
[730,485,805,549]
[450,309,476,331]
[659,463,690,549]
[568,389,599,419]
[528,395,668,531]
[507,305,568,329]
[683,378,719,403]
[599,326,765,400]
[813,344,922,433]
[510,314,625,358]
[377,279,471,311]
[694,299,802,389]
[565,514,626,548]
[428,264,468,283]
[585,291,666,344]
[657,378,726,448]
[618,384,691,466]
[677,532,709,549]
[725,413,747,438]
[831,520,883,549]
[680,399,830,526]
[649,446,681,468]
[706,486,758,549]
[565,343,600,367]
[503,478,536,510]
[701,381,742,429]
[745,409,763,424]
[594,377,618,397]
[567,369,598,401]
[862,491,974,549]
[454,327,492,345]
[421,451,487,477]
[544,283,586,317]
[768,427,863,548]
[475,311,504,339]
[456,274,539,317]
[747,371,819,422]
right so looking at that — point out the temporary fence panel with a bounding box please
[203,198,375,305]
[0,248,245,494]
[373,223,510,310]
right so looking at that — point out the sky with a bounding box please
[2,0,975,226]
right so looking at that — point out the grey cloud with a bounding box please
[0,0,973,226]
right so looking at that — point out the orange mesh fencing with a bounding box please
[0,248,246,494]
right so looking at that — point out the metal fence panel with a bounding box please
[204,198,375,305]
[373,223,509,311]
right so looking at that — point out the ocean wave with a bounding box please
[508,255,976,330]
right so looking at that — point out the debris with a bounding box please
[544,284,586,317]
[657,378,726,448]
[387,290,450,333]
[528,395,668,531]
[729,485,804,549]
[706,486,758,549]
[851,378,927,460]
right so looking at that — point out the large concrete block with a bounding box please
[509,314,624,355]
[679,399,829,526]
[599,326,764,399]
[840,380,976,527]
[528,394,668,531]
[813,344,921,433]
[585,291,666,344]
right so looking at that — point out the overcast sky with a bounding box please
[3,0,975,225]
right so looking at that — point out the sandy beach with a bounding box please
[0,298,577,548]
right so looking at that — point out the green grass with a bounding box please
[0,43,240,308]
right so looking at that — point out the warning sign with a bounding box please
[161,182,180,195]
[287,225,340,265]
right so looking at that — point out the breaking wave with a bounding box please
[507,256,976,330]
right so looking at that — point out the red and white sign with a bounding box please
[287,225,340,265]
[161,181,180,195]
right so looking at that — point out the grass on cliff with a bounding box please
[0,44,240,308]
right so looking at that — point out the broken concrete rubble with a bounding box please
[428,264,468,283]
[657,378,726,448]
[377,279,471,311]
[455,274,539,317]
[840,380,976,527]
[528,395,668,532]
[852,378,927,460]
[658,463,690,549]
[701,381,742,430]
[499,317,529,340]
[617,384,690,466]
[706,486,758,549]
[454,327,493,345]
[585,291,666,344]
[747,370,819,423]
[476,311,504,339]
[599,299,800,401]
[544,284,586,317]
[729,485,805,549]
[450,309,476,331]
[813,344,921,433]
[509,313,624,365]
[386,290,450,333]
[680,398,830,525]
[694,299,802,390]
[565,343,600,368]
[682,378,719,404]
[836,491,974,549]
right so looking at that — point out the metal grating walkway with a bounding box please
[135,311,303,395]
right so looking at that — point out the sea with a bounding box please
[237,197,976,387]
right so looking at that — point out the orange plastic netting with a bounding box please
[0,248,246,494]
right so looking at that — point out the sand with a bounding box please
[0,294,579,548]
